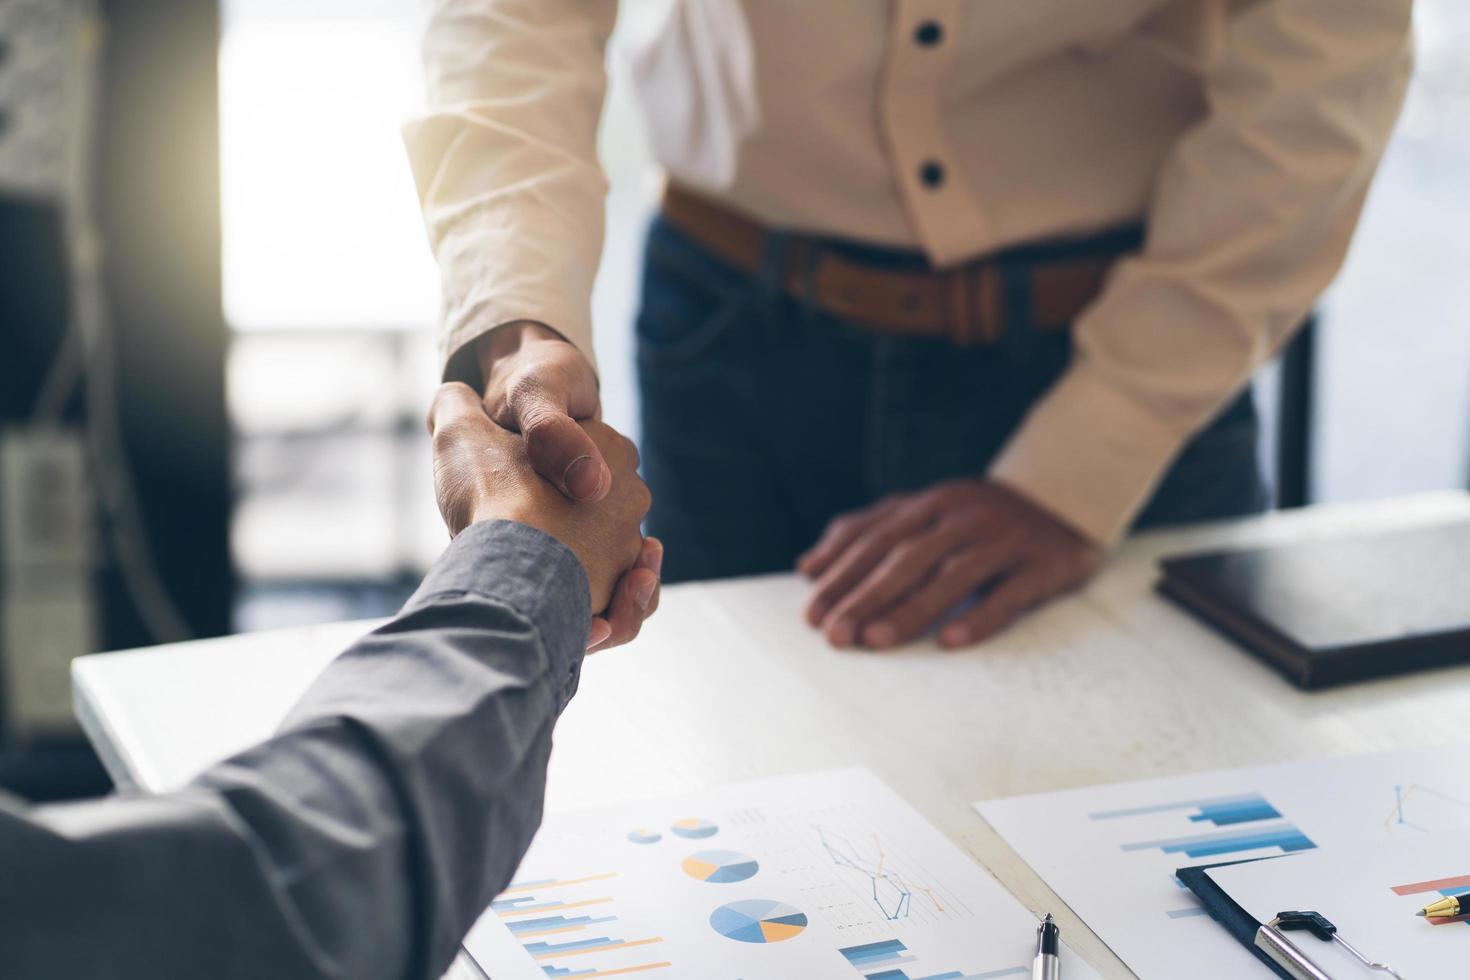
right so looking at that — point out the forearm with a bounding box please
[404,0,617,377]
[0,521,591,980]
[992,0,1411,545]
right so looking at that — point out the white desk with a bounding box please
[73,492,1470,980]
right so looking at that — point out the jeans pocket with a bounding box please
[635,221,749,367]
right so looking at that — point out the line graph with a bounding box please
[1384,783,1470,834]
[816,826,949,921]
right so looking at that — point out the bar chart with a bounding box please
[465,770,1102,979]
[977,746,1470,980]
[1094,793,1317,862]
[837,938,1028,980]
[489,872,671,977]
[1390,872,1470,926]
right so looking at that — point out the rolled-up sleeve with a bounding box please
[989,0,1412,545]
[404,0,617,378]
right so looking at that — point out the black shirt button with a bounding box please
[920,160,946,189]
[914,21,944,47]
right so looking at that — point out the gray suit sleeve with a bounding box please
[0,519,591,980]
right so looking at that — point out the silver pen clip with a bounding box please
[1253,910,1404,980]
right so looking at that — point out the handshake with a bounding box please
[428,382,660,651]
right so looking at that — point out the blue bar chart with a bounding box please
[1084,791,1315,921]
[1119,823,1316,859]
[837,939,1027,980]
[1090,792,1282,827]
[1092,793,1317,861]
[490,872,671,977]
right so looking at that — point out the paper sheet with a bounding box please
[1209,830,1470,978]
[463,768,1101,979]
[974,746,1470,979]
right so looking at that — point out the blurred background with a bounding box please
[1,0,1468,799]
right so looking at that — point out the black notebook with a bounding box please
[1157,518,1470,689]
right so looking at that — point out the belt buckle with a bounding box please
[945,261,1003,347]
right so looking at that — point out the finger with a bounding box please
[818,522,970,647]
[505,375,611,501]
[588,538,664,654]
[938,564,1053,648]
[428,383,500,536]
[426,382,488,437]
[796,498,899,578]
[589,567,660,652]
[586,618,613,650]
[859,541,1019,648]
[580,420,642,480]
[639,538,663,619]
[804,502,938,633]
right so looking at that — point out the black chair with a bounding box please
[1275,315,1318,510]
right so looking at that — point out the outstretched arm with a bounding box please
[0,522,586,980]
[405,0,618,501]
[0,392,656,980]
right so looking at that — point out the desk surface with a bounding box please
[73,491,1470,980]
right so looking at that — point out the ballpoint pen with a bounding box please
[1032,913,1061,980]
[1416,891,1470,919]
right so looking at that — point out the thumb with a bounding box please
[512,391,612,501]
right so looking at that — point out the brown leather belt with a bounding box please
[662,183,1132,346]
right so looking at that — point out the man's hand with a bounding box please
[478,321,610,502]
[429,383,660,650]
[796,479,1101,649]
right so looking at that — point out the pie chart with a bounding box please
[627,828,662,844]
[709,899,808,944]
[682,849,759,884]
[670,817,719,839]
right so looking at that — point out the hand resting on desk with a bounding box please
[798,478,1100,650]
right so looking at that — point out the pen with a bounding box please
[1416,892,1470,918]
[1032,912,1061,980]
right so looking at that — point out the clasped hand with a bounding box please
[428,383,661,652]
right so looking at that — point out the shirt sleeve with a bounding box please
[0,519,591,980]
[403,0,618,382]
[988,0,1412,545]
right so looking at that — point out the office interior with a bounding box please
[2,1,1469,976]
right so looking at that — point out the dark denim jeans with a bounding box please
[636,216,1268,583]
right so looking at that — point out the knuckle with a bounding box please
[888,539,931,571]
[429,417,472,452]
[610,615,641,646]
[608,432,639,472]
[505,369,553,416]
[826,514,857,537]
[939,550,975,577]
[896,498,927,521]
[947,504,988,534]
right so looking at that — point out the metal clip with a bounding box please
[1254,910,1405,980]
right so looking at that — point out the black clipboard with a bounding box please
[1176,859,1297,979]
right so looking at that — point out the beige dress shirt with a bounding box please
[405,0,1411,545]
